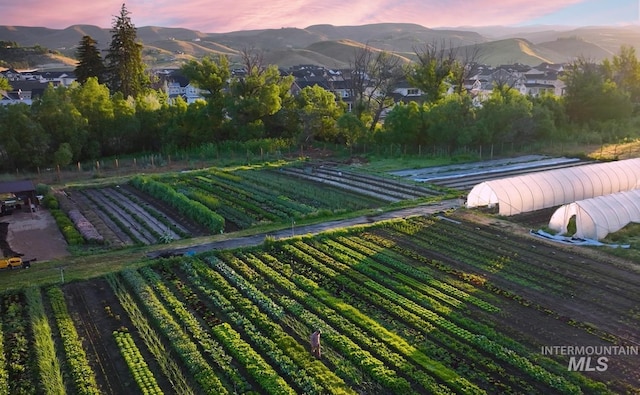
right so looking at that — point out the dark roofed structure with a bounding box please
[0,180,35,195]
[0,180,38,211]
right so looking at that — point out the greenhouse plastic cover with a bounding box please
[465,158,640,216]
[548,189,640,240]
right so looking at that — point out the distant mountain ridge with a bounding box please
[1,23,639,70]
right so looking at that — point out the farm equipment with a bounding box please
[0,193,24,215]
[0,257,35,269]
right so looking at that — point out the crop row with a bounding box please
[113,329,163,395]
[119,269,228,394]
[131,175,225,233]
[47,287,101,395]
[304,236,585,393]
[0,214,625,394]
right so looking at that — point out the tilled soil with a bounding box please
[63,278,175,394]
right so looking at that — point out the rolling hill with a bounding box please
[1,23,638,70]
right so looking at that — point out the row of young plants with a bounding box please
[0,292,38,395]
[0,214,623,394]
[24,287,66,395]
[180,256,354,395]
[280,167,428,202]
[288,234,605,394]
[95,188,182,242]
[183,177,282,228]
[50,208,84,245]
[100,188,187,240]
[225,167,388,213]
[130,175,224,233]
[118,268,228,394]
[214,252,383,393]
[112,329,163,395]
[433,218,640,308]
[364,222,611,394]
[243,168,389,211]
[180,252,415,393]
[163,167,384,230]
[282,241,510,394]
[46,286,101,395]
[137,266,252,394]
[410,218,577,291]
[382,216,640,341]
[382,218,560,292]
[309,235,588,393]
[105,187,192,238]
[172,258,321,395]
[224,248,453,394]
[79,189,161,245]
[340,234,499,312]
[191,175,300,221]
[106,274,197,395]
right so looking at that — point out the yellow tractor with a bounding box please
[0,257,24,269]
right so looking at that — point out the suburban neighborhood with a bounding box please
[1,61,566,107]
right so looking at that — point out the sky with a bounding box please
[1,0,638,33]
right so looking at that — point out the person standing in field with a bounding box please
[310,330,322,358]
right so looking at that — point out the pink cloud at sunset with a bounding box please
[0,0,637,33]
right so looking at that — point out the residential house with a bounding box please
[156,69,207,104]
[0,69,76,106]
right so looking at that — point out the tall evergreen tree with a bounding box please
[74,35,105,84]
[105,3,148,98]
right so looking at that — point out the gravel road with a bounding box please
[148,199,461,258]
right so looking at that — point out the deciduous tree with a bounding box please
[562,57,632,123]
[296,84,345,143]
[0,76,11,92]
[226,50,294,140]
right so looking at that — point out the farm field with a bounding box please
[56,163,442,249]
[52,155,597,252]
[1,155,638,395]
[1,212,638,394]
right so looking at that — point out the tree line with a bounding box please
[1,3,640,172]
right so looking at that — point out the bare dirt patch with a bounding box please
[1,208,69,262]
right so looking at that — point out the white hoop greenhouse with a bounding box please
[465,158,640,216]
[548,189,640,240]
